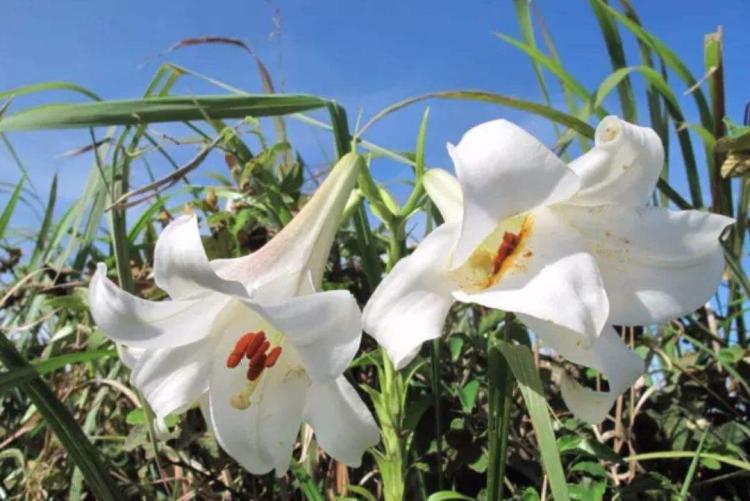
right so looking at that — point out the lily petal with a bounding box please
[116,344,144,370]
[249,347,310,475]
[89,264,229,349]
[154,215,250,300]
[423,168,463,224]
[519,315,643,424]
[448,119,580,267]
[454,208,609,344]
[207,312,310,475]
[568,116,664,207]
[304,377,380,467]
[363,223,458,369]
[557,205,733,324]
[252,290,362,383]
[210,153,362,294]
[129,338,212,419]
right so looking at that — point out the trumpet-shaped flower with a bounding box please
[363,117,733,424]
[89,153,379,474]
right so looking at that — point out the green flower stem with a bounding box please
[487,313,515,501]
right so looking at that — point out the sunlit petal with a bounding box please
[454,208,608,344]
[557,204,733,324]
[520,315,643,424]
[568,116,664,206]
[254,290,363,382]
[130,338,212,418]
[304,377,380,466]
[423,168,463,224]
[448,119,580,267]
[154,215,249,299]
[363,223,458,369]
[89,263,229,348]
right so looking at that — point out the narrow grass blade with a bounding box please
[495,34,605,117]
[498,341,570,501]
[597,0,713,130]
[29,174,57,268]
[629,451,750,472]
[0,176,25,240]
[0,81,101,102]
[0,350,116,395]
[704,27,732,216]
[589,0,637,122]
[618,0,670,197]
[511,1,555,116]
[358,90,594,139]
[0,334,124,500]
[0,94,329,131]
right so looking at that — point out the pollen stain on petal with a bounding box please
[449,215,534,291]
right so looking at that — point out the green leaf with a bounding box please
[498,341,570,501]
[457,380,480,414]
[495,34,603,117]
[29,174,57,268]
[597,1,712,130]
[0,81,101,102]
[558,435,621,463]
[629,451,750,472]
[0,94,329,131]
[0,175,24,240]
[0,335,124,500]
[358,90,594,140]
[0,349,117,395]
[426,491,475,501]
[570,461,609,478]
[589,0,637,122]
[289,457,325,501]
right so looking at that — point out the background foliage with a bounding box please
[1,1,749,500]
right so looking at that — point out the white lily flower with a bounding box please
[363,116,733,424]
[89,153,379,474]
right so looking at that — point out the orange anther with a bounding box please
[265,346,282,368]
[245,331,267,359]
[232,332,256,356]
[247,357,266,381]
[250,341,270,366]
[226,352,243,368]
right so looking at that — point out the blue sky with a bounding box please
[1,0,748,232]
